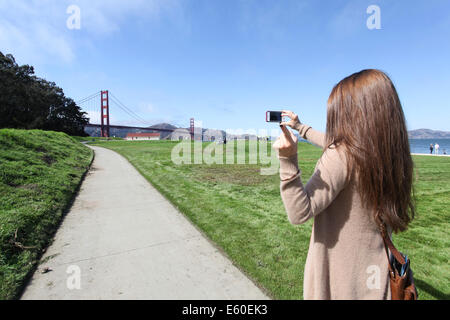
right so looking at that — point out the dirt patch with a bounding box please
[17,183,41,191]
[16,183,42,195]
[42,154,55,165]
[191,165,275,186]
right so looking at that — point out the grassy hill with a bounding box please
[0,129,93,299]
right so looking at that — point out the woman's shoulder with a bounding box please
[314,143,349,182]
[321,143,348,166]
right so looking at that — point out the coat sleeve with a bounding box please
[294,123,326,149]
[279,146,348,225]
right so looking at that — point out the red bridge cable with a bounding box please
[109,98,149,126]
[109,92,150,125]
[109,92,149,124]
[75,91,101,105]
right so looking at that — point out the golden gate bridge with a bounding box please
[76,90,194,138]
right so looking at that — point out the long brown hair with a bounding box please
[326,69,415,233]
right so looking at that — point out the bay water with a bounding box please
[409,139,450,155]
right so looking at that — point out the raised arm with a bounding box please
[293,123,326,149]
[278,146,348,225]
[280,110,326,149]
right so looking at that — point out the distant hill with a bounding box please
[148,123,178,140]
[148,123,178,131]
[408,129,450,139]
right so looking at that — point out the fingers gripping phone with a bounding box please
[266,111,282,123]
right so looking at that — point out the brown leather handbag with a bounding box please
[376,216,418,300]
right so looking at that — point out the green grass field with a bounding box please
[0,129,93,300]
[90,139,450,300]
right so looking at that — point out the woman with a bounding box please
[273,69,415,300]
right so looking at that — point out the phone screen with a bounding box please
[266,111,282,122]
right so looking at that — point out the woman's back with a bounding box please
[309,149,390,299]
[279,127,390,299]
[275,69,415,300]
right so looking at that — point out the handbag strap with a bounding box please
[375,212,406,272]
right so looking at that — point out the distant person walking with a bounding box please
[435,143,440,155]
[430,144,434,154]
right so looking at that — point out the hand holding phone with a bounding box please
[280,110,301,130]
[266,110,301,128]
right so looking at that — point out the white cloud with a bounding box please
[78,0,184,35]
[0,1,74,64]
[85,110,101,124]
[0,0,185,65]
[85,109,121,125]
[327,1,367,37]
[237,0,308,39]
[138,102,157,113]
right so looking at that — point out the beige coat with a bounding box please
[279,123,391,300]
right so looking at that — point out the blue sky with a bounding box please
[1,0,450,132]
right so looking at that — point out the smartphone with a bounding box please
[266,111,282,123]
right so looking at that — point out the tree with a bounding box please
[0,52,89,136]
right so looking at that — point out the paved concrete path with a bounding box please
[21,145,268,300]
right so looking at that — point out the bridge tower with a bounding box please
[100,90,110,137]
[190,118,194,140]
